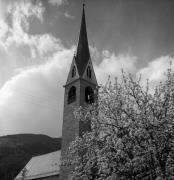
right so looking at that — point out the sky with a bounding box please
[0,0,174,137]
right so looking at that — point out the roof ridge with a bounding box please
[30,150,60,159]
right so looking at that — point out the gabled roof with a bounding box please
[15,151,61,180]
[75,4,90,76]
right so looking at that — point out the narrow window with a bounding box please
[87,66,92,78]
[68,86,76,104]
[72,66,76,78]
[85,86,94,104]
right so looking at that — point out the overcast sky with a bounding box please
[0,0,174,137]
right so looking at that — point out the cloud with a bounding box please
[0,0,57,87]
[94,49,174,88]
[48,0,68,7]
[0,0,45,53]
[0,0,73,137]
[2,0,45,50]
[64,11,74,19]
[137,56,174,88]
[94,50,173,90]
[95,50,137,84]
[29,34,64,58]
[0,0,65,80]
[0,47,74,137]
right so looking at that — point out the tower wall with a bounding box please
[60,80,97,180]
[61,81,81,158]
[60,81,80,180]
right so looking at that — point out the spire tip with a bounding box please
[83,0,85,7]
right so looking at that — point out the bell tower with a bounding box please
[60,4,98,179]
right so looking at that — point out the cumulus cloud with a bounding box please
[0,0,72,137]
[137,56,174,88]
[0,46,74,137]
[95,50,137,84]
[94,50,173,89]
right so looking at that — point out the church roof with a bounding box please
[75,4,90,76]
[14,151,61,180]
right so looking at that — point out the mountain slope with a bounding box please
[0,134,61,180]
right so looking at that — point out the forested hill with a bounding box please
[0,134,61,180]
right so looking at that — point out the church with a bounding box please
[15,3,98,180]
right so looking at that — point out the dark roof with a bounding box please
[75,4,90,76]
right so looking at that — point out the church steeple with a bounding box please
[75,3,90,76]
[60,4,98,179]
[65,3,97,86]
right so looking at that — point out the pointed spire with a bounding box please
[75,3,90,76]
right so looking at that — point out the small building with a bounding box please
[14,151,61,180]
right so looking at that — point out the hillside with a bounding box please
[0,134,61,180]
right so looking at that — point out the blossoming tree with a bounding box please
[64,69,174,180]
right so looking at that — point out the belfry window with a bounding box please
[72,66,76,78]
[87,66,92,78]
[68,86,76,104]
[85,86,94,104]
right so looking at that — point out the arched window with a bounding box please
[87,66,92,78]
[72,66,76,78]
[68,86,76,104]
[85,86,94,104]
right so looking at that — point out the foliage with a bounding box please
[65,69,174,180]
